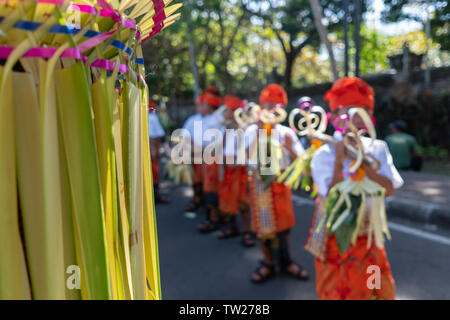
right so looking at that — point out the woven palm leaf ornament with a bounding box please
[234,101,260,129]
[0,0,182,300]
[278,97,327,192]
[243,103,287,179]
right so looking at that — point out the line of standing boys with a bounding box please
[179,78,402,299]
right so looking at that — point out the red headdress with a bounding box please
[196,86,222,108]
[148,99,157,111]
[259,84,288,107]
[223,95,245,110]
[324,77,374,111]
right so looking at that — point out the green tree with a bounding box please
[381,0,449,51]
[243,0,370,89]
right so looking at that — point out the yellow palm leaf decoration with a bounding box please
[0,0,182,300]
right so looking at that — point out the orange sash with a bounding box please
[218,166,248,214]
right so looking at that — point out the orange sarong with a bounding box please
[315,235,395,300]
[218,166,248,214]
[193,163,203,184]
[271,182,295,232]
[248,172,295,236]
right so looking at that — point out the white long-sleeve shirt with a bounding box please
[311,131,404,197]
[148,112,165,138]
[244,123,305,170]
[181,108,225,148]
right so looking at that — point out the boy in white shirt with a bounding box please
[310,77,403,300]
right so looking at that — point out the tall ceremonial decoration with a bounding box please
[235,103,288,239]
[284,96,391,258]
[0,0,182,299]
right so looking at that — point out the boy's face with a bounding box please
[261,102,277,110]
[331,106,373,132]
[204,104,216,115]
[196,101,206,115]
[197,102,215,116]
[223,107,235,121]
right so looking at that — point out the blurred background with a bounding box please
[143,0,450,299]
[143,0,449,171]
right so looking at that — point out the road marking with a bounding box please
[292,194,450,247]
[388,221,450,247]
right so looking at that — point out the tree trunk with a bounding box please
[224,67,233,93]
[284,52,296,90]
[309,0,339,81]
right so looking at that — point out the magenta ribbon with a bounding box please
[2,1,139,41]
[77,9,122,53]
[87,57,128,73]
[68,4,97,15]
[36,0,64,4]
[68,3,137,30]
[0,1,140,73]
[0,45,128,73]
[69,3,139,51]
[0,0,63,3]
[142,0,166,42]
[97,0,113,11]
[0,46,82,59]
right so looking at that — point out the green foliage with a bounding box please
[334,24,392,76]
[376,89,450,150]
[326,191,362,253]
[382,0,449,51]
[143,0,448,112]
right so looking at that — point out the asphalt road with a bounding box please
[155,181,450,300]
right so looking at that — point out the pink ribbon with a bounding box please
[0,0,63,3]
[68,3,97,15]
[89,58,128,73]
[0,45,127,73]
[68,3,137,30]
[77,9,122,53]
[0,46,82,59]
[97,0,114,11]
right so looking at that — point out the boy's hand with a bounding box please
[283,134,293,151]
[335,141,346,166]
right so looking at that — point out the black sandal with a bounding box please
[185,201,199,212]
[156,195,170,204]
[251,262,276,284]
[241,231,256,247]
[217,227,240,239]
[280,263,309,281]
[197,220,219,233]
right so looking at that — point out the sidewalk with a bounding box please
[385,170,450,229]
